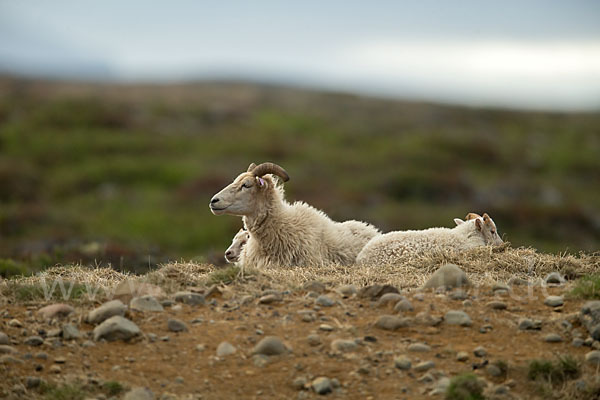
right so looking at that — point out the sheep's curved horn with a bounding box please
[251,162,290,182]
[247,163,257,172]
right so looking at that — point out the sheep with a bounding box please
[224,228,249,263]
[356,212,503,265]
[209,162,380,268]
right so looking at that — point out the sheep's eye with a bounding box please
[491,230,496,235]
[241,182,251,189]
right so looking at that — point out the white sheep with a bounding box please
[224,228,249,263]
[210,162,380,268]
[356,212,503,265]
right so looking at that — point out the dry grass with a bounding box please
[1,245,598,304]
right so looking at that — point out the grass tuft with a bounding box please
[528,355,581,385]
[207,266,241,285]
[41,382,86,400]
[445,373,485,400]
[102,380,124,396]
[570,274,600,300]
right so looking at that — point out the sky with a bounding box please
[1,1,599,110]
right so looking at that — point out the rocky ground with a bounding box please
[1,263,600,400]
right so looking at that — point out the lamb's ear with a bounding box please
[475,218,483,231]
[454,218,464,226]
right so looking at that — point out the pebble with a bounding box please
[292,376,307,390]
[544,333,563,343]
[54,356,66,364]
[252,354,269,367]
[174,291,205,306]
[377,293,404,307]
[544,296,564,308]
[422,264,469,289]
[253,336,288,356]
[216,342,237,357]
[486,364,503,377]
[374,315,411,331]
[456,351,469,362]
[408,343,431,352]
[444,310,472,327]
[315,295,335,307]
[319,324,334,332]
[24,336,44,346]
[167,319,188,332]
[336,285,357,297]
[394,356,411,370]
[486,301,507,310]
[87,300,127,325]
[62,324,81,340]
[93,316,141,342]
[49,365,61,374]
[474,346,487,357]
[307,334,321,346]
[258,294,281,304]
[492,282,510,292]
[0,332,8,345]
[449,290,468,301]
[8,319,22,328]
[0,345,17,354]
[394,299,414,312]
[25,376,41,389]
[312,377,332,395]
[413,361,435,372]
[585,350,600,366]
[573,338,584,347]
[130,295,164,312]
[358,284,399,300]
[303,281,326,293]
[545,272,566,285]
[331,339,358,353]
[37,304,75,319]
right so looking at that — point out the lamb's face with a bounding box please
[225,228,250,263]
[475,213,503,246]
[209,172,269,216]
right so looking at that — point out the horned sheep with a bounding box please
[210,162,380,268]
[356,212,503,265]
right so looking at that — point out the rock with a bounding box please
[418,373,435,383]
[87,300,127,325]
[492,282,510,292]
[114,279,165,303]
[430,377,451,396]
[415,312,442,327]
[93,316,141,342]
[585,350,600,366]
[544,296,564,308]
[252,354,269,367]
[303,281,326,293]
[0,345,17,354]
[374,315,411,331]
[456,351,469,362]
[377,293,404,307]
[174,291,205,306]
[258,294,281,304]
[449,290,468,301]
[35,352,48,359]
[8,319,22,328]
[414,361,435,372]
[319,324,334,332]
[394,356,412,370]
[518,318,534,330]
[130,296,164,312]
[253,336,288,356]
[545,272,566,285]
[292,376,307,390]
[37,304,74,319]
[580,301,600,340]
[573,338,584,347]
[422,264,469,289]
[486,364,503,377]
[508,277,530,286]
[123,387,155,400]
[24,336,44,346]
[486,301,507,310]
[394,299,414,312]
[408,343,431,352]
[474,346,487,357]
[312,377,332,395]
[444,310,472,327]
[49,365,61,374]
[336,285,357,297]
[216,342,237,357]
[307,334,321,347]
[62,324,81,340]
[0,332,8,345]
[167,319,188,332]
[0,354,23,364]
[331,339,357,353]
[315,295,335,307]
[358,284,399,300]
[54,356,66,364]
[25,376,41,389]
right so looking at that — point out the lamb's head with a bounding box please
[209,162,289,217]
[455,212,503,245]
[224,228,250,263]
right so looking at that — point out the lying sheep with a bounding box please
[210,162,380,268]
[356,213,503,265]
[224,228,249,263]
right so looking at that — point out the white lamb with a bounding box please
[356,213,503,265]
[224,228,249,263]
[210,162,380,268]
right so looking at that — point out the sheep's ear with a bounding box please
[454,218,464,226]
[465,212,481,220]
[247,163,257,172]
[483,213,490,222]
[475,218,483,231]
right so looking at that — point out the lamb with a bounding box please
[209,162,380,268]
[224,228,249,263]
[356,212,503,265]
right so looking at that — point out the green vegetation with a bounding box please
[0,79,598,273]
[41,382,86,400]
[207,265,242,285]
[445,373,485,400]
[102,380,124,396]
[570,274,600,299]
[11,281,97,302]
[528,355,581,385]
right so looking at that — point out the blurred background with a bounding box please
[0,1,599,275]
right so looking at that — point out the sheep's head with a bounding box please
[455,212,503,245]
[225,228,250,263]
[209,162,289,217]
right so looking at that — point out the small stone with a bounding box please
[81,340,95,348]
[486,364,503,377]
[585,350,600,366]
[492,282,510,292]
[123,387,155,400]
[49,365,61,374]
[130,296,164,312]
[258,294,281,304]
[518,318,535,330]
[377,293,404,307]
[444,310,472,327]
[8,319,22,328]
[292,377,307,390]
[24,336,44,346]
[336,285,357,297]
[54,356,66,364]
[449,290,468,301]
[62,324,81,340]
[545,272,566,285]
[253,336,288,356]
[0,355,23,364]
[358,284,399,300]
[307,334,321,346]
[315,295,335,307]
[486,301,507,310]
[312,377,332,395]
[573,338,584,347]
[319,324,334,332]
[508,277,530,286]
[394,299,414,312]
[0,345,17,354]
[474,346,487,357]
[167,319,188,332]
[216,342,237,357]
[408,343,431,352]
[423,264,469,289]
[374,315,411,331]
[37,304,75,319]
[252,354,269,367]
[456,351,469,362]
[544,296,564,308]
[0,332,8,345]
[413,360,435,372]
[87,300,127,325]
[25,376,41,389]
[544,333,563,343]
[303,281,326,293]
[114,279,165,303]
[93,316,141,342]
[174,291,205,306]
[331,339,357,353]
[394,356,411,370]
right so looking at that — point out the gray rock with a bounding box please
[123,387,155,400]
[486,364,503,377]
[0,345,17,354]
[580,301,600,340]
[377,293,404,307]
[216,341,237,357]
[413,360,435,372]
[374,315,411,331]
[37,304,75,319]
[418,373,435,383]
[449,290,468,301]
[456,351,469,362]
[444,310,472,327]
[303,281,326,293]
[130,296,164,312]
[508,277,530,286]
[312,377,332,395]
[24,336,44,346]
[486,301,507,310]
[394,299,414,312]
[315,295,335,307]
[167,319,188,332]
[62,324,81,340]
[573,338,584,347]
[0,332,8,345]
[518,318,535,330]
[336,285,357,297]
[394,356,411,370]
[87,300,127,325]
[585,350,600,366]
[258,294,281,304]
[408,343,431,352]
[0,355,23,364]
[422,264,469,289]
[544,333,563,343]
[93,316,141,342]
[331,339,358,353]
[474,346,487,357]
[544,296,564,308]
[307,334,321,347]
[174,291,205,306]
[319,324,334,332]
[358,284,399,300]
[8,319,22,328]
[292,376,307,390]
[25,376,41,389]
[545,272,566,285]
[492,282,510,292]
[253,336,288,356]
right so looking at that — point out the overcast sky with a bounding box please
[1,1,599,110]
